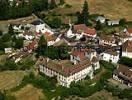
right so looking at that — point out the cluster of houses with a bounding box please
[4,15,132,87]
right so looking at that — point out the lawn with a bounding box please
[12,84,46,100]
[87,90,120,100]
[0,71,26,90]
[55,0,132,21]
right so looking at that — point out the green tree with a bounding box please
[59,0,65,5]
[48,17,62,28]
[118,57,132,67]
[95,21,102,30]
[81,0,89,25]
[49,0,57,9]
[119,18,126,26]
[0,0,9,19]
[8,24,14,35]
[12,36,24,49]
[0,91,5,100]
[36,35,47,56]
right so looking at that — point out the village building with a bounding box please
[31,19,54,35]
[124,28,132,36]
[39,48,100,87]
[113,64,132,87]
[66,24,96,39]
[99,35,118,46]
[95,16,106,24]
[122,40,132,58]
[4,48,13,54]
[100,49,120,63]
[107,20,120,26]
[73,24,97,38]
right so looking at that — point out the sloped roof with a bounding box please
[122,40,132,52]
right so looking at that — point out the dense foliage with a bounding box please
[0,0,49,20]
[77,0,89,25]
[36,35,69,59]
[118,57,132,67]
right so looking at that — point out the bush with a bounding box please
[100,60,115,71]
[0,92,5,100]
[118,57,132,67]
[64,4,72,8]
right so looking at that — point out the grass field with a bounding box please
[55,0,132,21]
[0,71,26,90]
[12,84,46,100]
[87,90,120,100]
[67,90,120,100]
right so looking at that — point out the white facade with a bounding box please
[39,64,94,87]
[100,52,119,63]
[18,34,34,40]
[5,48,12,54]
[36,24,54,34]
[122,52,132,58]
[99,39,117,46]
[107,20,119,26]
[96,16,106,24]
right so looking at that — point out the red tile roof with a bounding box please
[26,41,36,50]
[122,40,132,52]
[74,24,96,36]
[127,28,132,33]
[71,48,87,60]
[40,58,91,77]
[114,64,132,82]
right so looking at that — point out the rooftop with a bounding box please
[39,58,91,77]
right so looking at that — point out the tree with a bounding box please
[8,24,14,35]
[12,36,24,49]
[0,0,9,19]
[0,92,5,100]
[0,30,3,36]
[36,35,47,56]
[49,0,57,9]
[119,18,126,26]
[48,17,62,28]
[118,57,132,67]
[77,11,83,24]
[59,0,65,5]
[95,21,102,30]
[81,0,89,25]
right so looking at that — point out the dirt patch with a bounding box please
[56,0,132,21]
[13,84,46,100]
[0,14,38,25]
[0,71,25,90]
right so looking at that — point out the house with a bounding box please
[39,48,100,87]
[23,40,37,52]
[96,16,106,24]
[107,20,120,26]
[31,19,54,35]
[4,48,13,54]
[70,48,100,70]
[43,32,58,46]
[119,32,132,44]
[124,28,132,37]
[66,24,83,40]
[18,30,35,40]
[99,35,117,46]
[39,58,94,87]
[73,24,97,38]
[100,49,120,63]
[9,51,29,63]
[122,40,132,58]
[113,64,132,87]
